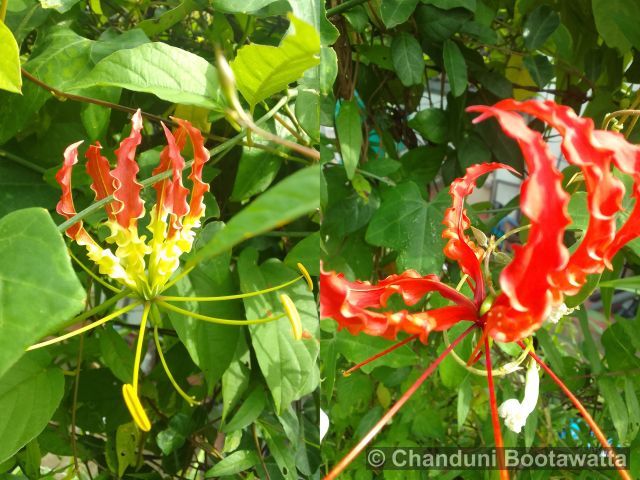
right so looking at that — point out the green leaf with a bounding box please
[335,330,419,374]
[230,15,320,108]
[223,387,266,433]
[415,5,473,43]
[523,5,560,51]
[188,165,319,265]
[73,42,225,111]
[295,88,320,141]
[262,422,298,480]
[523,54,554,88]
[427,0,475,11]
[98,325,134,384]
[238,250,319,413]
[598,377,628,443]
[0,22,22,94]
[599,275,640,293]
[408,108,448,144]
[89,29,150,64]
[443,40,467,97]
[0,208,85,378]
[231,147,282,202]
[205,450,259,477]
[39,0,81,13]
[535,328,566,378]
[285,231,320,276]
[380,0,419,28]
[156,413,191,455]
[592,0,640,53]
[115,422,139,477]
[391,33,424,87]
[366,183,448,274]
[457,376,472,431]
[0,163,57,218]
[335,99,362,179]
[212,0,279,13]
[0,352,64,463]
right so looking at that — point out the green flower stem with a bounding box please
[152,325,200,406]
[159,275,303,302]
[68,249,122,293]
[28,300,141,350]
[57,93,294,234]
[157,300,285,325]
[132,303,151,394]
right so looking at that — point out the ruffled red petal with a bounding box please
[442,162,513,305]
[174,118,210,221]
[56,141,85,239]
[85,142,117,220]
[153,123,190,231]
[468,103,571,342]
[110,110,145,228]
[320,268,477,343]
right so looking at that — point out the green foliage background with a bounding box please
[320,1,640,479]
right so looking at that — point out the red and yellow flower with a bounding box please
[321,99,637,480]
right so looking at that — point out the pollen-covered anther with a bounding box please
[297,263,314,291]
[280,294,303,340]
[122,384,151,432]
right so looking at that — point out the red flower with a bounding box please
[321,99,635,480]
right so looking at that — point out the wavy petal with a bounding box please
[487,100,624,296]
[174,117,210,221]
[320,268,477,342]
[85,142,117,220]
[443,162,513,305]
[110,110,145,228]
[56,141,85,239]
[153,123,190,231]
[468,103,571,342]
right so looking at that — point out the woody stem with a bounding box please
[324,324,476,480]
[518,342,632,480]
[485,335,509,480]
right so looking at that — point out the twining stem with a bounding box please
[157,301,285,326]
[133,303,151,394]
[324,324,476,480]
[518,342,632,480]
[28,301,141,350]
[68,249,122,294]
[153,325,200,406]
[57,94,293,233]
[343,334,419,377]
[160,275,304,302]
[485,336,508,480]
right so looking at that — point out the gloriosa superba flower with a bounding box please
[29,110,313,433]
[321,99,636,480]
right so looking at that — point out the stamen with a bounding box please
[280,294,302,340]
[159,275,305,302]
[518,341,632,480]
[27,301,141,351]
[297,263,313,291]
[484,335,509,480]
[122,383,151,432]
[157,301,285,325]
[324,324,476,480]
[132,303,151,393]
[343,334,419,377]
[153,326,201,406]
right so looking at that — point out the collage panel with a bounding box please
[320,1,640,479]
